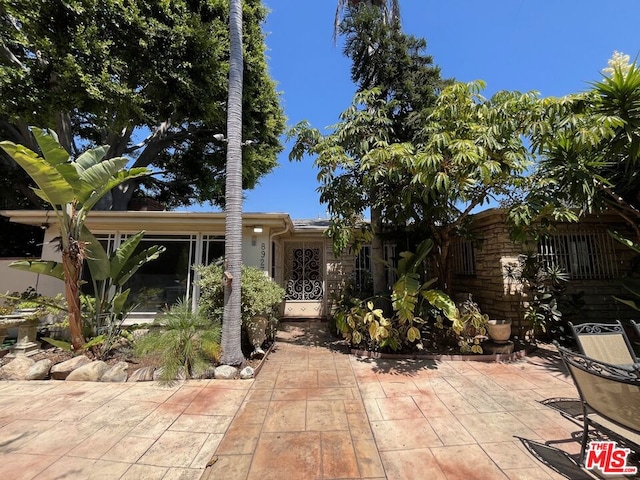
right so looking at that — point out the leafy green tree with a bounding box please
[293,4,445,295]
[0,0,284,210]
[510,53,640,241]
[0,128,149,350]
[409,81,540,293]
[334,0,400,41]
[221,0,245,366]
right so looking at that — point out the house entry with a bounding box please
[283,242,324,318]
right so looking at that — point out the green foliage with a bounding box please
[290,7,447,260]
[610,230,640,311]
[84,230,166,357]
[504,253,570,342]
[333,240,463,352]
[0,0,284,210]
[1,128,157,350]
[453,298,488,354]
[196,262,286,328]
[135,298,222,385]
[510,54,640,242]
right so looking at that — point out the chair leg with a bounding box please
[579,419,589,466]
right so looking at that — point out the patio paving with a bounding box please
[0,321,635,479]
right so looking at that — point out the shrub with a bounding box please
[196,262,286,329]
[135,298,222,384]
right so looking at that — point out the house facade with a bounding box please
[0,211,352,321]
[1,208,637,330]
[449,209,638,335]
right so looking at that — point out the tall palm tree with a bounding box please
[221,0,245,365]
[333,0,400,41]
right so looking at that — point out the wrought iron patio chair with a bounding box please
[557,346,640,466]
[568,321,639,366]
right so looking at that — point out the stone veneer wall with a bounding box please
[452,210,638,336]
[325,242,355,317]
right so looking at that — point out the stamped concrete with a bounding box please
[0,322,623,479]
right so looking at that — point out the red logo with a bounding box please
[585,441,638,475]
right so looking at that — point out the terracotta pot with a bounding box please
[487,319,512,343]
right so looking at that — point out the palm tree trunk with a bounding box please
[220,0,245,366]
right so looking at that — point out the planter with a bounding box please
[487,319,512,343]
[246,315,269,358]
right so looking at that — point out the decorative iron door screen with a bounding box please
[284,242,323,301]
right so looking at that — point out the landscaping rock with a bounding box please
[128,366,156,382]
[66,361,109,381]
[101,361,128,382]
[239,366,254,379]
[0,355,35,380]
[214,365,237,379]
[50,355,91,380]
[25,359,53,380]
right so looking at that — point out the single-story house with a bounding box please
[1,208,637,329]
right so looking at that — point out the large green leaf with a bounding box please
[32,128,70,166]
[116,245,166,287]
[82,167,150,212]
[396,239,433,276]
[109,231,146,280]
[423,289,458,320]
[9,260,65,281]
[74,156,129,203]
[612,296,640,312]
[74,145,109,172]
[0,142,76,205]
[81,226,110,281]
[112,289,131,316]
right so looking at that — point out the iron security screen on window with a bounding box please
[538,233,619,279]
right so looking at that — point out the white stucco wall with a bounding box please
[242,230,270,274]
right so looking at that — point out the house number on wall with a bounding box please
[260,243,266,270]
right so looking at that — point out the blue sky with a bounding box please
[237,0,640,219]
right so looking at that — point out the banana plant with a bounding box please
[0,128,150,350]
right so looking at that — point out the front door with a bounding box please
[282,241,324,318]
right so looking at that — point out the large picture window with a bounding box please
[84,234,226,314]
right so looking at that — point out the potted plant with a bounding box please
[487,318,512,343]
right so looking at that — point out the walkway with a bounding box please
[0,322,627,479]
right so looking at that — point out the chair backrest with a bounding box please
[569,321,638,365]
[558,346,640,434]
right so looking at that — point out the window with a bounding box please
[451,240,475,276]
[354,245,373,297]
[538,232,619,279]
[124,235,197,311]
[383,244,398,288]
[82,234,228,314]
[353,244,397,295]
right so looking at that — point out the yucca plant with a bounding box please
[135,298,222,384]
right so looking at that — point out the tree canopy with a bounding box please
[509,52,640,241]
[0,0,285,210]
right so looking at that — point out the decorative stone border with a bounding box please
[350,344,537,362]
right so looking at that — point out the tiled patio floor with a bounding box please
[0,321,635,479]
